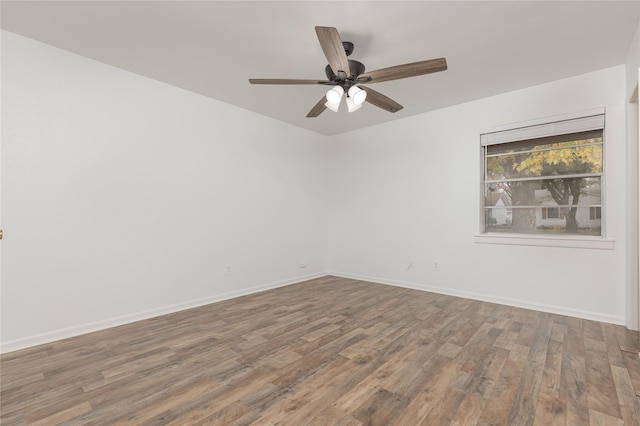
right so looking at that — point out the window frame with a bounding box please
[474,108,614,250]
[543,207,562,220]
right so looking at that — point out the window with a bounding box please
[547,208,559,219]
[481,109,604,237]
[542,207,563,220]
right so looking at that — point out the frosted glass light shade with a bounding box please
[346,96,362,113]
[348,86,367,105]
[325,86,344,104]
[325,101,340,112]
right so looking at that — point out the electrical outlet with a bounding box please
[225,265,232,275]
[433,262,439,271]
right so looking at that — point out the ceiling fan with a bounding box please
[249,26,447,118]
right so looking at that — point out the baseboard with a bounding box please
[0,272,326,354]
[3,270,625,353]
[328,271,625,326]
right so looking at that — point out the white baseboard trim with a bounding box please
[328,271,625,326]
[0,272,326,354]
[3,271,625,353]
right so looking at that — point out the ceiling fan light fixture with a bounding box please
[346,96,362,113]
[325,86,344,105]
[348,86,367,106]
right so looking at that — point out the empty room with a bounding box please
[2,1,640,424]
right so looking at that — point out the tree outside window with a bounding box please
[483,129,603,236]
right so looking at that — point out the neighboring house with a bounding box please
[535,188,602,230]
[485,191,512,226]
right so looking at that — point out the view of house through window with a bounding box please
[482,127,604,236]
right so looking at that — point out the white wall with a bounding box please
[2,29,636,353]
[625,23,639,101]
[625,22,639,329]
[1,31,328,352]
[328,65,628,325]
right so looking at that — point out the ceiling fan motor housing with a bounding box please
[325,59,366,87]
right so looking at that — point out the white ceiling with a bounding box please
[2,1,639,136]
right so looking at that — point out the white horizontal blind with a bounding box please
[480,108,605,146]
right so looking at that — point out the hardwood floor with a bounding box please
[2,276,640,425]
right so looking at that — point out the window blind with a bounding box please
[480,108,605,146]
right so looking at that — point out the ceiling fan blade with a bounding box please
[306,97,327,118]
[249,79,331,85]
[315,26,350,77]
[360,58,447,83]
[359,86,403,113]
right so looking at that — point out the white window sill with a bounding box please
[474,233,615,250]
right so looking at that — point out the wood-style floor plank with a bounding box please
[2,276,640,425]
